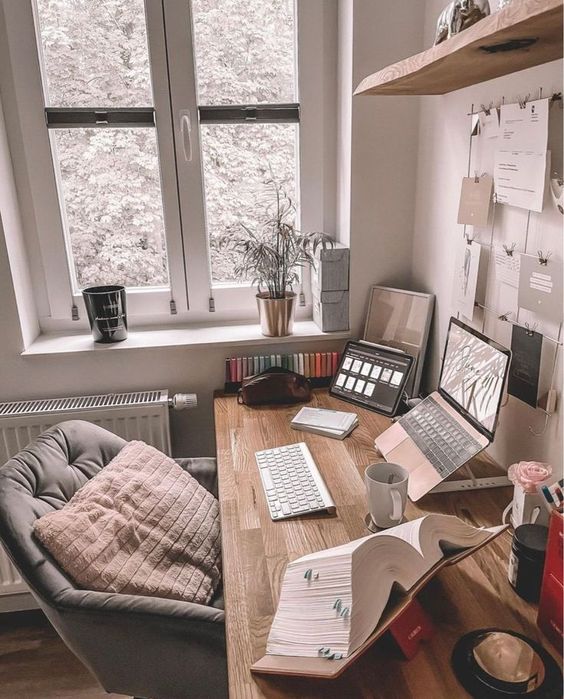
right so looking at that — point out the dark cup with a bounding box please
[82,285,128,343]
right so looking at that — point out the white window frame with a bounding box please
[2,0,336,332]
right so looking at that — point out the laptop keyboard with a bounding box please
[400,396,482,478]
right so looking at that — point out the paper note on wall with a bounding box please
[493,248,521,288]
[508,325,543,408]
[457,176,493,227]
[499,100,549,152]
[494,151,548,212]
[479,109,500,141]
[453,240,481,321]
[494,99,549,212]
[518,254,563,323]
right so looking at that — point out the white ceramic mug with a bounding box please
[365,463,409,529]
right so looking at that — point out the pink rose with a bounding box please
[508,461,552,493]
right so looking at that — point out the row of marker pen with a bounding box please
[225,352,341,383]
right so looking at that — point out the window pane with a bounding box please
[191,0,296,105]
[201,123,297,284]
[51,128,169,289]
[35,0,153,107]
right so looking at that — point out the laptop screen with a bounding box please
[439,318,511,440]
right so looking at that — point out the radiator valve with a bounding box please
[169,393,198,411]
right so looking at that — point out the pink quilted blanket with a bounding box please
[34,441,221,605]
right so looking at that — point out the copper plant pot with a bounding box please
[256,292,296,337]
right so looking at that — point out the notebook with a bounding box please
[291,407,358,440]
[264,514,505,660]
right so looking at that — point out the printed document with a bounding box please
[494,99,549,212]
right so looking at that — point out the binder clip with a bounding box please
[524,322,537,337]
[465,231,474,245]
[333,598,342,613]
[480,102,493,116]
[498,311,512,323]
[304,569,319,581]
[518,93,530,109]
[340,607,350,618]
[537,250,552,266]
[318,647,332,657]
[503,243,516,257]
[474,171,480,183]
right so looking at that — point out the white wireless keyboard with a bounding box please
[255,443,336,521]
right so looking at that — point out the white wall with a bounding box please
[343,0,425,335]
[0,0,424,457]
[412,0,563,472]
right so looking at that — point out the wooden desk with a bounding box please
[214,390,556,699]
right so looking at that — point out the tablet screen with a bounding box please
[330,341,413,416]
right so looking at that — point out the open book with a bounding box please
[265,514,505,662]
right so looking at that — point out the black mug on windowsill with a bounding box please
[82,285,128,343]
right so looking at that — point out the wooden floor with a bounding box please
[0,610,127,699]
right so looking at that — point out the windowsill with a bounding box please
[22,320,351,356]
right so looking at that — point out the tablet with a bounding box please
[330,340,413,417]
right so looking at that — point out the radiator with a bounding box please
[0,388,196,611]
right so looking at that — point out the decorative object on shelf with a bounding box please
[220,183,333,337]
[434,0,490,46]
[82,285,128,343]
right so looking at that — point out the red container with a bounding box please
[537,510,563,651]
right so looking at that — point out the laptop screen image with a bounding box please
[439,318,511,440]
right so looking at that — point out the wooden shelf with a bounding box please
[355,0,563,96]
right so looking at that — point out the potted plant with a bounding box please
[223,184,333,337]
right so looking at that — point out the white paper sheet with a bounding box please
[518,254,563,324]
[494,150,548,212]
[494,99,549,212]
[493,248,521,288]
[453,240,481,321]
[499,99,549,152]
[479,109,500,141]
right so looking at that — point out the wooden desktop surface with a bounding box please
[214,390,557,699]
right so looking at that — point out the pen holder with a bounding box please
[505,484,549,528]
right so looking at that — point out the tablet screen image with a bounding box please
[330,341,413,417]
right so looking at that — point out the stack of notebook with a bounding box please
[291,407,358,440]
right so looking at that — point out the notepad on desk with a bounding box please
[291,407,358,440]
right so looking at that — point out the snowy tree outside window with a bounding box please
[35,0,298,289]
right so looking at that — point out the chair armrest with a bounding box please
[56,587,224,624]
[175,457,218,497]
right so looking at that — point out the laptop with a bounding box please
[375,317,511,501]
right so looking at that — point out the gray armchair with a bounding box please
[0,420,227,699]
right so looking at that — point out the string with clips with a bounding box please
[466,89,562,117]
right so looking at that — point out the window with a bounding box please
[3,0,335,328]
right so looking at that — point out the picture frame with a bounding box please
[363,286,434,398]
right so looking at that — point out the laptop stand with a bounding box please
[430,464,510,493]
